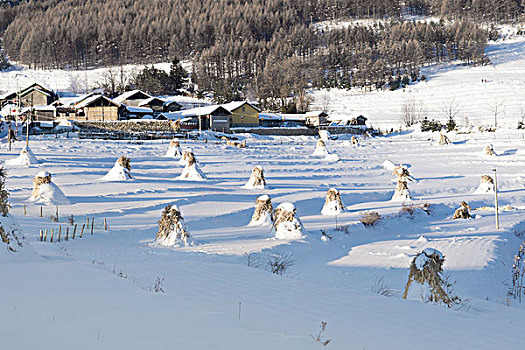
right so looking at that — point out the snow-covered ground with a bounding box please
[1,129,524,349]
[311,33,525,130]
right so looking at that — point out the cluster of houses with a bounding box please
[0,83,367,132]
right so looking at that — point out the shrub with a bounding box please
[420,117,443,132]
[359,211,381,227]
[267,252,295,275]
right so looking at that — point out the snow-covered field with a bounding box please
[1,129,525,349]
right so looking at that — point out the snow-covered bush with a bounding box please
[403,248,460,307]
[29,171,70,205]
[359,211,381,227]
[391,164,413,201]
[102,156,133,181]
[273,202,303,240]
[321,188,345,216]
[155,204,191,246]
[248,195,273,226]
[244,166,266,189]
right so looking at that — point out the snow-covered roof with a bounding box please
[113,90,152,104]
[126,106,153,113]
[75,95,120,108]
[138,97,165,107]
[34,105,56,111]
[221,101,261,113]
[305,110,328,117]
[56,94,93,106]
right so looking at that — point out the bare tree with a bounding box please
[401,99,426,127]
[441,98,461,121]
[488,98,505,128]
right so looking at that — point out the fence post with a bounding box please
[66,226,69,241]
[50,229,54,243]
[24,205,27,215]
[58,226,61,242]
[55,206,59,221]
[91,217,94,235]
[40,207,43,217]
[80,224,85,238]
[104,218,108,231]
[73,224,77,239]
[39,230,43,241]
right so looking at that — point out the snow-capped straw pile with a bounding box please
[438,132,451,146]
[102,156,133,181]
[4,145,39,166]
[321,188,345,215]
[351,136,359,145]
[403,248,460,307]
[452,201,471,219]
[155,204,191,246]
[484,144,495,156]
[474,175,495,194]
[273,202,303,240]
[178,150,205,180]
[165,139,182,157]
[30,171,70,205]
[244,165,266,189]
[312,139,329,156]
[248,195,273,226]
[391,164,412,201]
[178,148,193,165]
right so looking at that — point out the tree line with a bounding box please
[0,0,521,111]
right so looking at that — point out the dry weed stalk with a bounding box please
[452,201,471,219]
[403,249,460,307]
[156,204,190,245]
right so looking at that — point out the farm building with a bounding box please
[0,83,58,109]
[158,105,231,132]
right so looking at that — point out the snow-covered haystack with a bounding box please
[312,139,329,156]
[29,171,70,205]
[452,201,471,219]
[484,144,495,156]
[4,145,39,166]
[102,156,133,181]
[178,151,205,181]
[273,202,303,240]
[244,165,266,189]
[165,139,182,158]
[154,204,191,246]
[438,132,451,146]
[248,195,273,226]
[403,248,460,307]
[391,165,413,201]
[319,129,330,142]
[321,188,345,215]
[178,148,193,165]
[381,160,396,171]
[324,153,340,162]
[351,136,359,145]
[474,175,495,194]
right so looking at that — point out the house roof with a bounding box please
[75,95,121,108]
[54,94,94,107]
[259,112,283,121]
[221,101,261,113]
[158,105,231,119]
[305,110,328,117]
[126,106,153,114]
[113,90,152,104]
[138,97,165,107]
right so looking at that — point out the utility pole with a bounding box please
[493,168,499,230]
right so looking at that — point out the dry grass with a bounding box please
[453,201,471,219]
[251,195,273,222]
[156,205,190,244]
[359,211,381,227]
[117,156,131,171]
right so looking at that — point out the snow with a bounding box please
[178,164,206,181]
[243,165,265,189]
[312,143,329,156]
[4,145,39,166]
[324,153,340,162]
[165,142,182,158]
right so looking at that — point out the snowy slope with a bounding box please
[1,130,524,349]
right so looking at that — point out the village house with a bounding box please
[220,101,260,128]
[0,83,58,109]
[158,105,231,132]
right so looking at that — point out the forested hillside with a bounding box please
[0,0,523,108]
